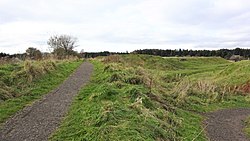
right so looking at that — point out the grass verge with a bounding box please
[245,117,250,138]
[0,60,82,124]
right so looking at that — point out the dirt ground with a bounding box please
[204,108,250,141]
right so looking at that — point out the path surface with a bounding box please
[0,62,93,141]
[204,108,250,141]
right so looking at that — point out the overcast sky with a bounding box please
[1,0,250,54]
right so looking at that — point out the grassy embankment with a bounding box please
[51,55,250,141]
[0,59,82,124]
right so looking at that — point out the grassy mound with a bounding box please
[51,55,250,141]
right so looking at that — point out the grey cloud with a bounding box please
[1,0,250,54]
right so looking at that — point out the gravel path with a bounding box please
[0,62,93,141]
[204,108,250,141]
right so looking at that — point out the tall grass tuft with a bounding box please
[0,82,14,101]
[0,60,58,101]
[102,55,123,63]
[12,60,57,82]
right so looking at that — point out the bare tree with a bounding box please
[47,35,78,57]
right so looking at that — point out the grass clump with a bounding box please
[12,60,57,83]
[0,60,59,101]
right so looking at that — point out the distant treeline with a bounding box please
[0,52,9,57]
[0,51,128,59]
[3,48,250,60]
[83,51,128,58]
[0,52,26,59]
[132,48,250,59]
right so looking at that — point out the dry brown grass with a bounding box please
[12,60,57,82]
[171,79,240,104]
[102,55,123,63]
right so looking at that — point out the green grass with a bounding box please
[51,61,182,140]
[0,60,82,124]
[50,55,250,141]
[177,96,250,141]
[245,117,250,138]
[176,109,206,141]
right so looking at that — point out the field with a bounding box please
[0,59,82,124]
[50,55,250,141]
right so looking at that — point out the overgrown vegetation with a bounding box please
[0,59,82,123]
[51,55,250,141]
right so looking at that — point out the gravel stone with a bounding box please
[204,108,250,141]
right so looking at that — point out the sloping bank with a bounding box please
[50,55,250,141]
